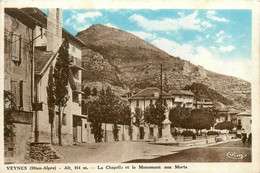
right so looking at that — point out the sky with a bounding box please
[42,9,252,81]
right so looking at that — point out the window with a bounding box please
[150,99,153,105]
[72,69,79,79]
[172,98,175,104]
[11,33,22,65]
[72,91,79,103]
[85,124,87,128]
[163,99,166,105]
[62,113,66,126]
[11,80,23,108]
[225,116,228,121]
[136,100,139,107]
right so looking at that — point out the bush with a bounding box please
[207,131,219,136]
[181,131,194,137]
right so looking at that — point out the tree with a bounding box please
[169,104,191,128]
[83,86,91,98]
[4,90,16,141]
[215,121,235,132]
[118,104,131,141]
[47,65,56,144]
[53,40,70,145]
[92,87,98,96]
[87,86,121,142]
[181,108,215,135]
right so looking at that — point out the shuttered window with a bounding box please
[10,80,23,108]
[11,33,21,64]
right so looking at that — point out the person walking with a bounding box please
[248,133,252,146]
[242,134,247,146]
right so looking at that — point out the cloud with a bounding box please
[206,34,210,39]
[207,10,216,15]
[201,21,213,28]
[207,10,229,23]
[72,24,91,32]
[177,12,185,17]
[129,31,157,40]
[215,31,231,43]
[64,11,102,32]
[219,45,235,52]
[151,37,251,81]
[210,46,217,52]
[216,36,224,43]
[216,30,224,37]
[129,11,204,31]
[105,23,118,29]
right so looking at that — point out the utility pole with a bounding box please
[160,63,163,138]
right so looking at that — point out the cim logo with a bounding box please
[227,152,247,159]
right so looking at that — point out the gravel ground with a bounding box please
[52,141,178,163]
[51,140,242,163]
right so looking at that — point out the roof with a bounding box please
[34,49,55,74]
[5,8,43,29]
[21,8,86,48]
[35,42,76,90]
[237,110,251,116]
[129,87,173,100]
[169,90,194,96]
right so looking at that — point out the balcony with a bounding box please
[69,55,84,70]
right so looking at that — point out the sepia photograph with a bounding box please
[1,0,259,172]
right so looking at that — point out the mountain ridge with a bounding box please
[76,24,251,110]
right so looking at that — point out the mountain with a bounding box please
[76,24,251,110]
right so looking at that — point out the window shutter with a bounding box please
[11,33,21,64]
[11,80,18,106]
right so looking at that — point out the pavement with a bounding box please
[49,139,248,163]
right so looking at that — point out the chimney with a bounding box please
[47,8,62,52]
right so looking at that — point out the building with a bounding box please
[215,108,230,123]
[128,87,174,140]
[169,90,194,108]
[21,8,87,145]
[128,87,174,113]
[193,99,213,109]
[236,110,251,137]
[4,8,42,162]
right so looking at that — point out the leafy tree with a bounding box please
[215,121,235,132]
[132,107,144,128]
[83,86,92,98]
[53,40,70,145]
[4,90,16,141]
[118,104,131,141]
[169,104,191,128]
[92,87,98,96]
[87,86,121,142]
[143,99,166,138]
[181,108,215,135]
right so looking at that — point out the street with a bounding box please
[50,140,251,163]
[127,140,251,162]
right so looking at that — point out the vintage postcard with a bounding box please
[0,0,259,172]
